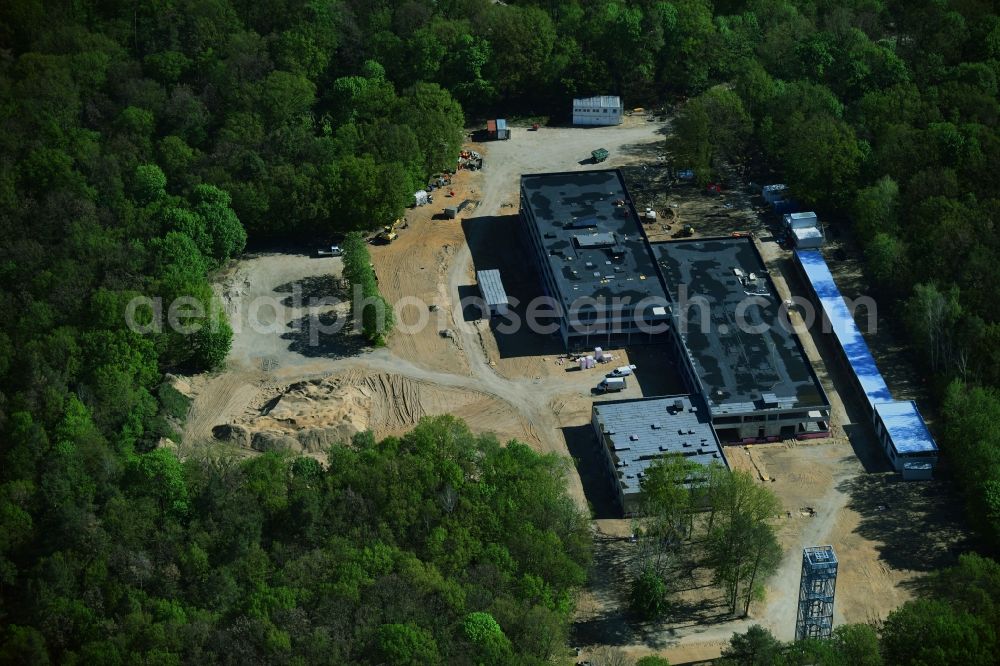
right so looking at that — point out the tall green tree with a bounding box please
[705,471,782,615]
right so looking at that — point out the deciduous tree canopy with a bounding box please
[2,0,1000,662]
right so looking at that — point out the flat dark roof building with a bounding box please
[592,395,726,515]
[654,238,830,441]
[520,170,671,347]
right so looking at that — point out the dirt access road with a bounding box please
[180,116,668,506]
[572,180,967,664]
[177,115,966,664]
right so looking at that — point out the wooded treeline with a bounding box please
[2,0,1000,662]
[632,459,782,621]
[661,0,1000,550]
[0,415,590,663]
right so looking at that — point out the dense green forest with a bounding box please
[2,0,1000,662]
[659,0,1000,548]
[0,415,590,663]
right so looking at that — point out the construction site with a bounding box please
[175,114,970,663]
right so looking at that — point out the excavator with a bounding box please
[374,218,402,244]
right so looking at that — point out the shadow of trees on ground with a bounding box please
[274,275,349,306]
[572,529,739,651]
[840,472,972,576]
[281,310,367,358]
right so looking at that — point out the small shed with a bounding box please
[486,119,510,140]
[762,184,788,204]
[414,190,429,206]
[444,206,458,219]
[477,269,509,316]
[784,211,818,230]
[792,226,824,249]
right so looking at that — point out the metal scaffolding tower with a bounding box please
[795,546,838,641]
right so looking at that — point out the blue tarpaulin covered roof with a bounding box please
[875,401,938,455]
[795,250,892,408]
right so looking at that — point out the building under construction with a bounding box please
[519,171,832,514]
[591,395,727,515]
[655,239,830,443]
[520,170,673,348]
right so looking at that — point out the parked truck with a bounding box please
[315,245,343,257]
[598,377,627,393]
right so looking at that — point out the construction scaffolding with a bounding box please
[795,546,838,641]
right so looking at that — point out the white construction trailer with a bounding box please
[572,96,624,126]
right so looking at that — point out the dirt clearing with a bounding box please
[178,113,967,664]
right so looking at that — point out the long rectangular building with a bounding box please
[794,250,892,408]
[795,250,938,478]
[654,238,831,442]
[520,170,672,348]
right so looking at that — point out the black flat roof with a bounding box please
[654,238,828,414]
[521,170,669,309]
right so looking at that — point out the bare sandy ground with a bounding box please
[177,114,966,663]
[572,233,966,664]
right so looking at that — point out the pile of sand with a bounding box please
[211,370,531,455]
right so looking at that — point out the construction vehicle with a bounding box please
[592,148,609,163]
[374,218,402,244]
[375,228,398,243]
[678,224,695,238]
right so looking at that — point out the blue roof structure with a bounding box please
[795,250,892,409]
[875,401,938,455]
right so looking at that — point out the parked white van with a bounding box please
[607,364,637,377]
[598,377,627,392]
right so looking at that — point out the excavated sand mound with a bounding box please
[213,370,529,454]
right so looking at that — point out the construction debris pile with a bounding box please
[458,150,483,171]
